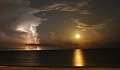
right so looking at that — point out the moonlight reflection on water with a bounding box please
[74,49,84,66]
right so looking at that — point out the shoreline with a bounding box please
[0,66,120,70]
[1,66,120,68]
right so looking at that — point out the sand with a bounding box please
[0,66,120,70]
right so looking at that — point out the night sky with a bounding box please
[0,0,120,49]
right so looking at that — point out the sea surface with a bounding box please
[0,46,120,67]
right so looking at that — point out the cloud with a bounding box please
[36,3,77,12]
[60,6,78,12]
[76,2,88,6]
[74,19,111,30]
[34,1,91,15]
[0,0,46,47]
[79,10,92,15]
[49,32,56,39]
[73,19,90,30]
[73,19,112,40]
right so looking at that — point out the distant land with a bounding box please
[25,44,61,46]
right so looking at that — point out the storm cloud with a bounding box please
[0,0,45,47]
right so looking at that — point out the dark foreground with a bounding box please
[0,67,120,70]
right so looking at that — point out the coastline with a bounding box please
[0,66,120,70]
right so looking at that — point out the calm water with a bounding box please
[0,47,120,67]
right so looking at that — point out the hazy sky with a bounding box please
[0,0,120,49]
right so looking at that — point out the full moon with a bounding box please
[76,34,80,38]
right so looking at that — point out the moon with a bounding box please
[76,34,80,38]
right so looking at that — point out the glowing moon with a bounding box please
[76,34,80,38]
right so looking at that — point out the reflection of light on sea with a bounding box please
[74,49,84,66]
[26,45,42,50]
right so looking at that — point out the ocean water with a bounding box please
[0,47,120,67]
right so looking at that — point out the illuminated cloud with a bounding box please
[73,19,90,30]
[79,10,91,15]
[60,7,78,12]
[73,19,112,40]
[74,19,111,31]
[76,2,88,6]
[34,0,91,14]
[0,0,46,45]
[37,3,77,12]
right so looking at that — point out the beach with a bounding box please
[0,66,120,70]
